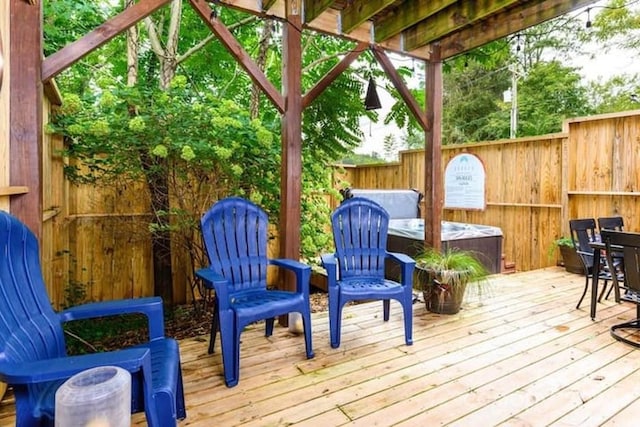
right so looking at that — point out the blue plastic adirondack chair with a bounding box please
[321,197,415,348]
[0,211,186,427]
[196,197,314,387]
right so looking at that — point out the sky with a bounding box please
[355,1,640,160]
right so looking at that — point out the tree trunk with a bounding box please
[250,21,273,119]
[127,0,175,303]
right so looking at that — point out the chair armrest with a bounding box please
[0,347,150,384]
[196,268,230,310]
[386,251,416,285]
[320,254,338,288]
[386,251,415,265]
[269,259,311,294]
[59,297,166,340]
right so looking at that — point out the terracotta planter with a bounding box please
[416,268,468,314]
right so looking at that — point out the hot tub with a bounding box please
[386,218,504,275]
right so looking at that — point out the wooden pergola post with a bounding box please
[424,45,443,251]
[9,0,43,238]
[279,0,303,293]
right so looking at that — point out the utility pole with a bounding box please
[509,63,519,139]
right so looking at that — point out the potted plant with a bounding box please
[548,236,582,274]
[414,247,490,314]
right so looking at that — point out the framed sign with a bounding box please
[444,153,486,210]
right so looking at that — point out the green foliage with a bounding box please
[414,247,491,307]
[64,314,148,355]
[517,61,594,135]
[547,236,575,261]
[339,152,385,165]
[415,247,490,285]
[591,0,640,51]
[443,58,511,143]
[588,74,640,113]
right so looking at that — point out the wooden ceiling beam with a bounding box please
[303,0,333,23]
[302,41,367,108]
[217,0,432,60]
[403,0,524,51]
[371,46,428,131]
[262,0,278,12]
[374,0,456,43]
[189,0,285,113]
[341,0,395,34]
[437,0,597,59]
[42,0,172,82]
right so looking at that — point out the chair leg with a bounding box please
[383,299,390,321]
[402,296,413,346]
[208,301,219,354]
[265,317,274,337]
[597,279,609,302]
[219,311,238,387]
[328,288,342,348]
[302,310,314,359]
[611,318,640,348]
[175,367,187,420]
[575,275,589,309]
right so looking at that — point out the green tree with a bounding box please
[44,1,365,303]
[588,74,640,113]
[517,61,593,135]
[383,134,398,160]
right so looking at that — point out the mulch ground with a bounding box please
[82,291,330,351]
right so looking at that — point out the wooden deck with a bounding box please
[3,267,640,426]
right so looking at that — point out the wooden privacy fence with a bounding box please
[15,106,640,309]
[340,109,640,273]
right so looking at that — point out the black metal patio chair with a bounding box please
[600,229,640,347]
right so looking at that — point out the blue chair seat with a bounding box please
[338,278,405,298]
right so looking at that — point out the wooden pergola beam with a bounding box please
[262,0,278,12]
[371,46,428,131]
[10,0,42,237]
[42,0,172,82]
[216,0,433,60]
[302,41,367,109]
[373,0,456,43]
[438,0,595,59]
[341,0,395,34]
[403,0,526,51]
[424,45,443,251]
[189,0,285,113]
[303,0,333,23]
[279,0,303,303]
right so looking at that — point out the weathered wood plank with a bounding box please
[341,0,395,34]
[374,0,456,42]
[9,0,42,236]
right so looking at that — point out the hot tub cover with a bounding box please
[388,218,503,241]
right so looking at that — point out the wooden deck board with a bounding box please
[2,267,640,426]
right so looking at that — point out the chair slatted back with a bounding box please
[200,197,269,292]
[569,218,599,271]
[601,230,640,293]
[331,197,389,280]
[0,211,66,366]
[598,216,624,232]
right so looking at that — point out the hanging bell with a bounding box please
[364,76,382,110]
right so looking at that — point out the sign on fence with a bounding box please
[444,153,486,210]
